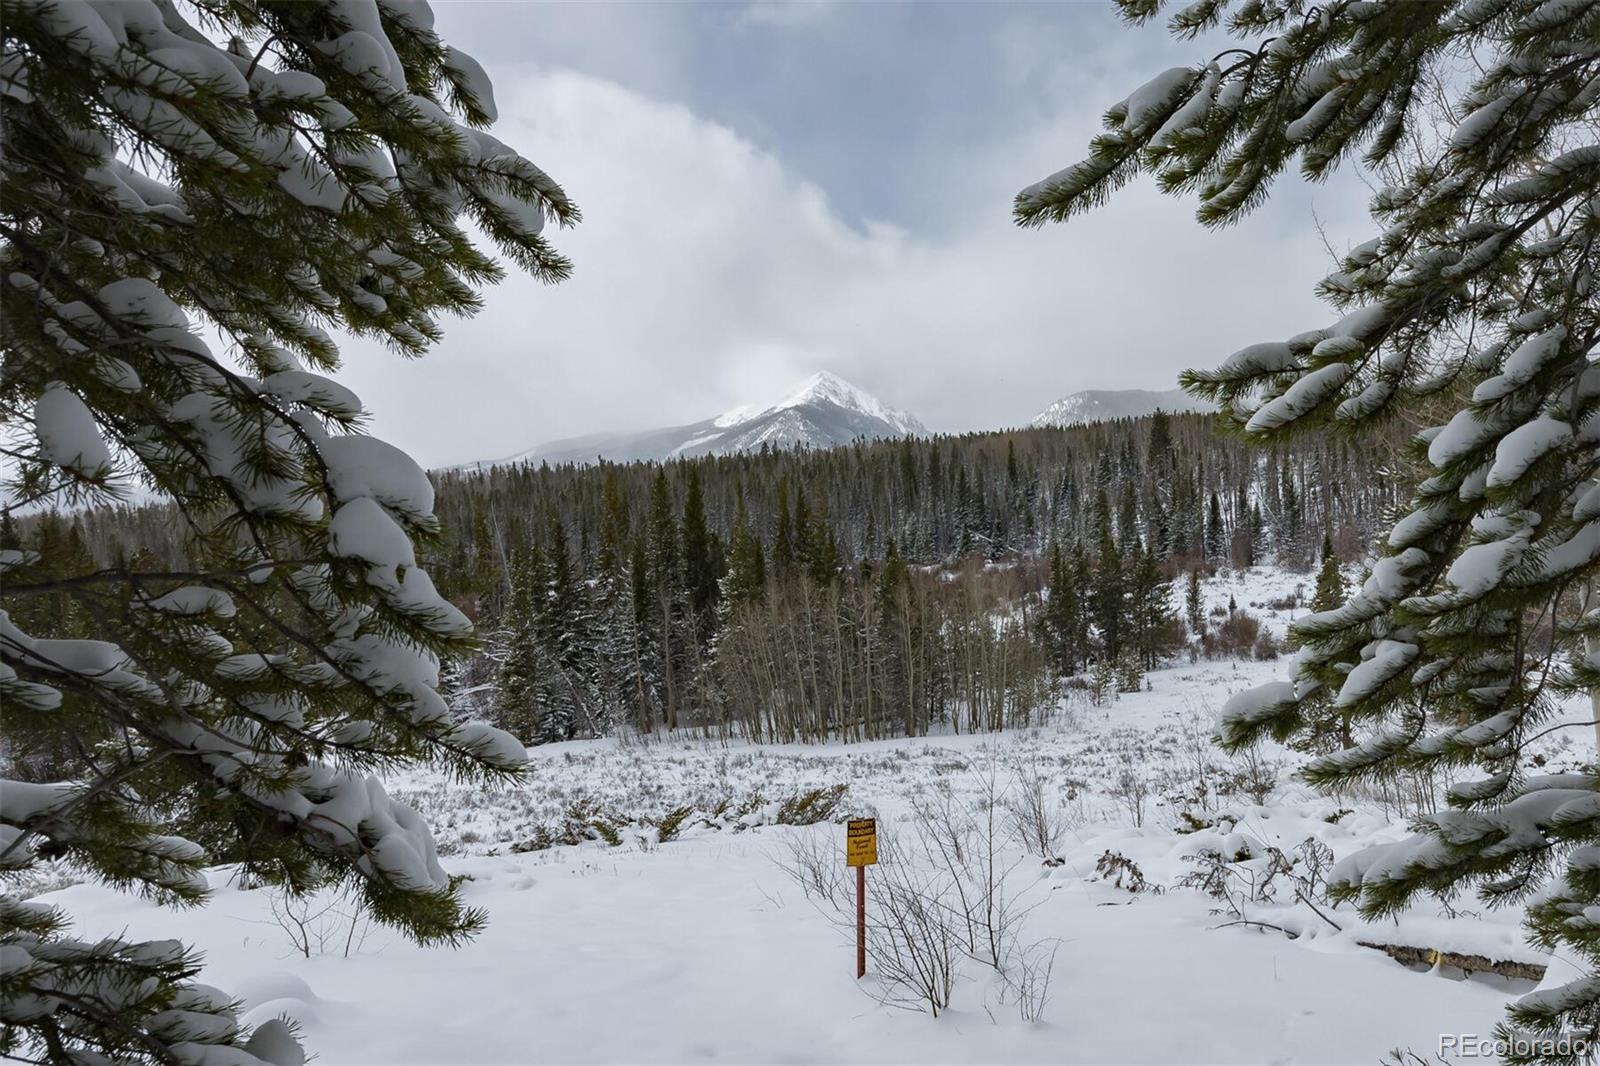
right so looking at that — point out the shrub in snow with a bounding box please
[0,2,576,1062]
[781,773,1059,1021]
[1200,606,1265,660]
[1016,1,1599,1057]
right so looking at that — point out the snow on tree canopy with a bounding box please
[1014,0,1600,1049]
[34,383,111,478]
[1118,67,1198,132]
[1487,415,1572,490]
[1334,639,1419,708]
[2,0,573,1059]
[142,587,238,619]
[1444,523,1535,598]
[328,497,418,569]
[321,433,436,522]
[1245,362,1351,433]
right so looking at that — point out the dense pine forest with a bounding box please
[9,411,1412,747]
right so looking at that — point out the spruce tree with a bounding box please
[1185,568,1205,637]
[1016,1,1600,1054]
[681,465,719,624]
[1093,502,1124,661]
[1246,500,1266,569]
[1,2,575,1061]
[721,500,767,608]
[1040,541,1081,674]
[493,547,546,742]
[1117,480,1139,554]
[540,517,593,741]
[1204,492,1226,565]
[1148,407,1173,474]
[1278,475,1306,571]
[875,539,913,729]
[1311,534,1346,615]
[771,478,796,580]
[1069,539,1094,660]
[1128,538,1175,671]
[595,467,642,727]
[645,469,682,729]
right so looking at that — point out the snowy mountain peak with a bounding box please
[490,371,928,468]
[1031,388,1211,428]
[759,371,926,435]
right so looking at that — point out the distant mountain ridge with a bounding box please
[479,371,927,468]
[1031,388,1211,428]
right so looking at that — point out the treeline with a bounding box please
[11,411,1410,744]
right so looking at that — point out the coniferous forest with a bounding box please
[10,410,1413,747]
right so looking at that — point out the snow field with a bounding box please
[35,568,1597,1063]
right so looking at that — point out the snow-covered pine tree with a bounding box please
[1128,536,1176,671]
[1016,1,1598,1056]
[1092,493,1125,660]
[1117,479,1140,554]
[540,517,596,742]
[1204,491,1226,564]
[1070,539,1094,657]
[644,468,683,729]
[1185,567,1205,637]
[1278,473,1306,570]
[1040,539,1082,673]
[493,545,547,742]
[681,464,719,630]
[721,499,767,609]
[1,2,574,1061]
[594,466,643,729]
[1311,534,1346,614]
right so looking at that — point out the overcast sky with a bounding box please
[338,1,1380,469]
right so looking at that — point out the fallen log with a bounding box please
[1357,940,1546,982]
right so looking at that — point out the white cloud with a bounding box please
[337,65,1375,469]
[734,1,840,32]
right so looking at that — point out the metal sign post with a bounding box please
[846,818,877,979]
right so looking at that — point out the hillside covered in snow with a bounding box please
[1031,388,1212,428]
[482,371,928,466]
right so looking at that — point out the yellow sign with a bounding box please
[846,818,877,867]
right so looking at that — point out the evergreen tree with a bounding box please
[875,539,914,731]
[0,3,575,1060]
[1089,652,1117,707]
[595,468,643,728]
[682,465,719,624]
[1310,534,1346,615]
[1069,539,1094,660]
[1185,568,1205,637]
[1039,541,1081,674]
[646,469,683,729]
[1204,492,1226,565]
[1115,649,1144,695]
[1117,480,1139,555]
[1246,500,1266,569]
[1092,501,1124,661]
[1278,474,1306,571]
[494,547,547,743]
[1127,538,1175,671]
[540,517,594,742]
[772,479,796,580]
[722,500,767,607]
[470,503,506,619]
[1019,3,1600,1052]
[1148,407,1173,474]
[793,485,814,568]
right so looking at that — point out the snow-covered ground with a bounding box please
[36,568,1597,1064]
